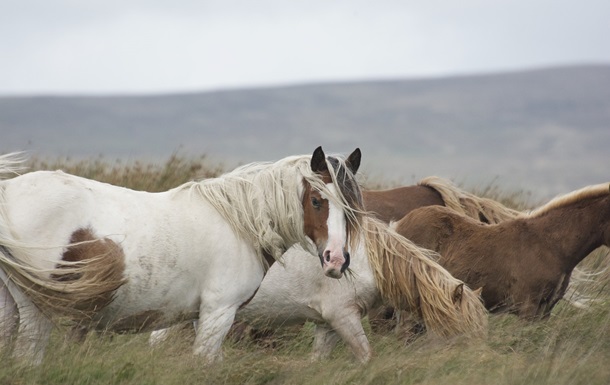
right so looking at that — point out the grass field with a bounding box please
[1,155,608,385]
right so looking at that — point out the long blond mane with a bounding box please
[525,183,610,218]
[176,153,363,267]
[364,216,488,338]
[419,176,521,223]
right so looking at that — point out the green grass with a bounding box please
[1,155,608,385]
[2,302,608,385]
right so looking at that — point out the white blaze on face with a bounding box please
[321,183,348,278]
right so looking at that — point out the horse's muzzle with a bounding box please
[318,248,350,279]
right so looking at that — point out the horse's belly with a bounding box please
[238,301,323,326]
[94,277,202,332]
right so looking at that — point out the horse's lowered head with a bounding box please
[303,146,363,278]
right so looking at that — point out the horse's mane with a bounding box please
[525,183,610,218]
[363,216,488,338]
[180,154,363,267]
[418,176,521,224]
[0,152,27,177]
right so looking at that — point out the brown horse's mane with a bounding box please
[418,176,521,223]
[525,183,610,218]
[363,216,488,339]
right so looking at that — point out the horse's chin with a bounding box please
[318,252,347,279]
[323,267,343,279]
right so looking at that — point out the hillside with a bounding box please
[2,64,609,200]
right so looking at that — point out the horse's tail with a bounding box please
[563,266,607,309]
[0,154,126,321]
[419,176,521,224]
[363,217,488,339]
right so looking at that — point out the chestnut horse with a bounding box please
[363,176,521,224]
[0,147,363,365]
[393,183,610,319]
[363,176,521,330]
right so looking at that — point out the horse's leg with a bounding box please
[327,312,372,363]
[12,293,53,365]
[193,302,238,363]
[311,324,341,361]
[0,282,18,352]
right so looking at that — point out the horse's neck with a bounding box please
[529,194,609,271]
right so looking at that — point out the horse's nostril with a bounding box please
[323,250,331,262]
[341,251,351,273]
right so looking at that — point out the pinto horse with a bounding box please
[0,147,363,365]
[393,183,610,319]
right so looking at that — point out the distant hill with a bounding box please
[1,64,609,201]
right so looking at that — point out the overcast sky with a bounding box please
[2,0,609,95]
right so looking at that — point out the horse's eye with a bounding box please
[311,197,322,210]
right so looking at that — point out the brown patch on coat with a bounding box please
[53,227,127,316]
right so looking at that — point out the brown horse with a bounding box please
[392,183,610,319]
[363,176,521,224]
[363,176,521,331]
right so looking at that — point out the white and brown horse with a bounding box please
[0,147,363,364]
[393,183,610,319]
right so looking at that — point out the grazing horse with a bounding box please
[392,183,610,319]
[0,147,364,365]
[363,176,521,331]
[152,217,488,363]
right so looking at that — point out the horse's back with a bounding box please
[1,170,159,247]
[363,185,443,223]
[237,247,326,325]
[393,205,455,252]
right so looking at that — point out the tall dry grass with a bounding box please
[26,153,225,192]
[0,155,608,385]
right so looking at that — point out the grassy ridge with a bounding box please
[1,155,608,385]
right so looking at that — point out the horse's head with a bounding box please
[303,146,363,278]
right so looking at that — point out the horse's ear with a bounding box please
[452,283,464,304]
[311,146,328,174]
[473,287,483,297]
[345,148,361,175]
